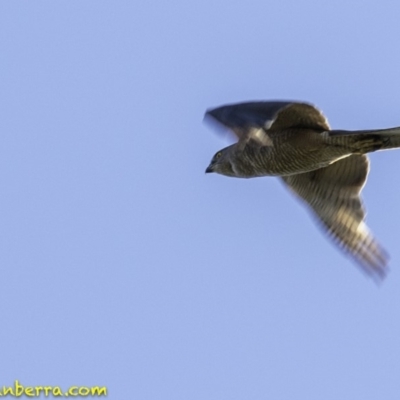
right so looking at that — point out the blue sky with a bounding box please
[1,1,400,399]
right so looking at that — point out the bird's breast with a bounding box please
[234,131,351,177]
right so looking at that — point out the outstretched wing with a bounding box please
[205,101,330,144]
[281,154,388,280]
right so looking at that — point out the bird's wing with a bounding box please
[281,154,388,280]
[205,101,330,143]
[267,102,330,132]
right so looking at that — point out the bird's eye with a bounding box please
[215,152,222,159]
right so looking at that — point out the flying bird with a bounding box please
[205,101,400,281]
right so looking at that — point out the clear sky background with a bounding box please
[1,1,400,399]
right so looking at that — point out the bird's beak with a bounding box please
[205,165,214,173]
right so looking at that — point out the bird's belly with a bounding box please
[248,146,351,177]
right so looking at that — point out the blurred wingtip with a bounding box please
[352,245,390,284]
[203,107,238,142]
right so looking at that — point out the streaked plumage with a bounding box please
[205,101,400,281]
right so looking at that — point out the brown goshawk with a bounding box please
[205,101,400,281]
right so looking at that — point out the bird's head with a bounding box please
[205,146,236,177]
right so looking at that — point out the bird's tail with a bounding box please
[329,127,400,153]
